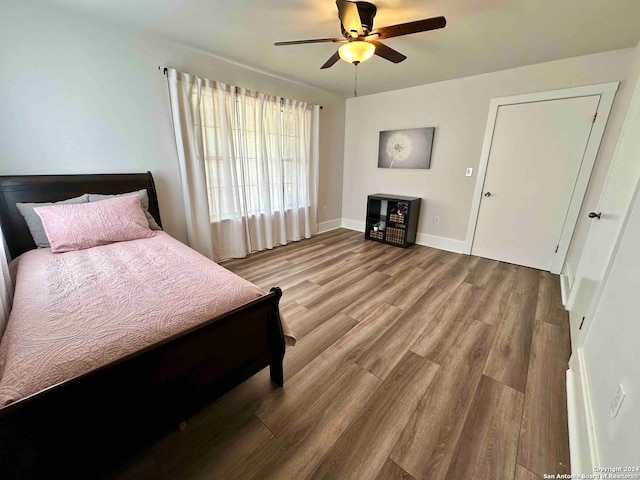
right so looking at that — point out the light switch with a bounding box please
[466,167,473,177]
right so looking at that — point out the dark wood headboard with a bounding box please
[0,172,162,259]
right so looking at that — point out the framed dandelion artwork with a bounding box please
[378,127,434,169]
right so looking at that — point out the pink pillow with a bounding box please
[34,195,155,253]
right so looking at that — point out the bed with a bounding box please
[0,172,290,477]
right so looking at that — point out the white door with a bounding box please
[567,78,640,347]
[471,96,600,270]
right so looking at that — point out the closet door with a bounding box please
[471,95,600,271]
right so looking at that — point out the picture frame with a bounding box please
[378,127,435,169]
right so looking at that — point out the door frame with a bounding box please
[464,82,619,273]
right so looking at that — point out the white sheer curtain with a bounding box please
[0,226,13,338]
[167,69,320,261]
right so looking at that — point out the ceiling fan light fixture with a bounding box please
[338,41,375,64]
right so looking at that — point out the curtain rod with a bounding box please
[158,65,323,109]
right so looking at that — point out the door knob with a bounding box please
[588,212,601,219]
[484,192,492,197]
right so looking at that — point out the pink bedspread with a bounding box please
[0,232,295,406]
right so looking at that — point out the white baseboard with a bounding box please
[567,351,600,475]
[564,262,578,311]
[415,232,467,254]
[566,260,575,289]
[341,218,365,232]
[567,369,583,474]
[317,218,342,234]
[560,273,570,307]
[341,218,466,254]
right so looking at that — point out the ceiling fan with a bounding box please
[274,0,446,69]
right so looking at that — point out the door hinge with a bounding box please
[593,112,598,123]
[555,244,559,253]
[579,316,585,330]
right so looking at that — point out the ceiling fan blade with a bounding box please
[336,0,363,37]
[275,38,345,46]
[320,51,341,69]
[369,40,407,64]
[370,16,446,40]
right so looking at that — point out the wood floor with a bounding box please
[109,229,572,480]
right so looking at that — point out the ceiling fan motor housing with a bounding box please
[341,1,377,37]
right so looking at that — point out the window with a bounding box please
[194,87,311,222]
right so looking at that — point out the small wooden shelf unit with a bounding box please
[365,194,421,248]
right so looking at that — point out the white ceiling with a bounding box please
[48,0,640,97]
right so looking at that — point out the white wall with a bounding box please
[0,1,346,245]
[341,48,636,249]
[565,41,640,473]
[578,169,640,470]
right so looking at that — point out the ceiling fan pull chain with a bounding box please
[354,63,358,97]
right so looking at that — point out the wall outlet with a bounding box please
[434,216,440,224]
[466,167,473,177]
[610,383,626,419]
[323,205,327,213]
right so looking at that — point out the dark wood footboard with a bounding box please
[0,287,285,478]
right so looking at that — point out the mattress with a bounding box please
[0,231,294,406]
